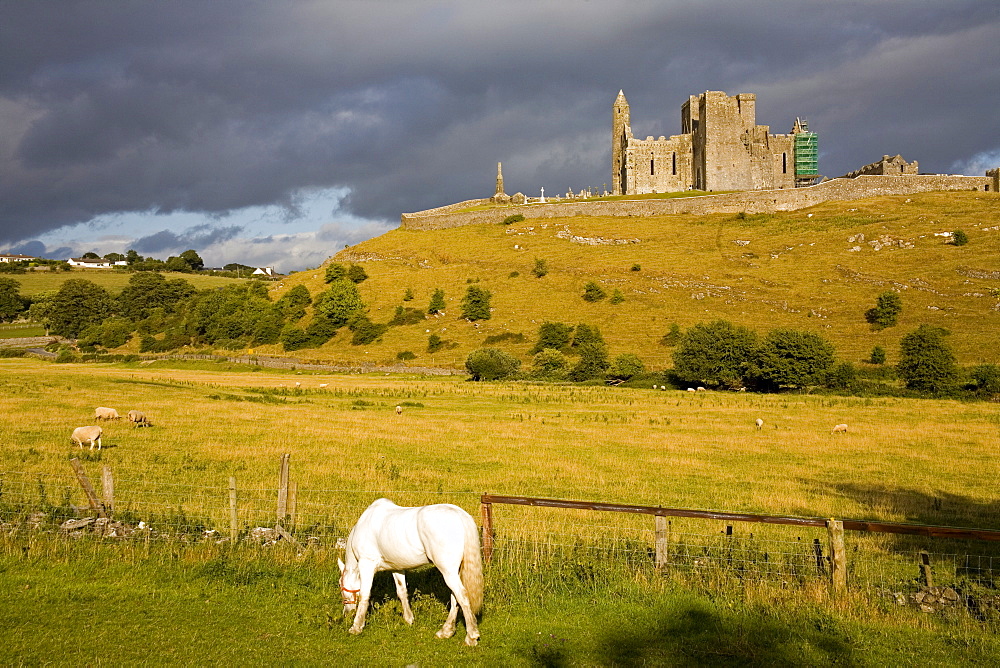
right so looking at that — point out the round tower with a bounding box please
[612,90,631,196]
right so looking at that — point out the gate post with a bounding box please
[480,498,494,564]
[827,518,846,597]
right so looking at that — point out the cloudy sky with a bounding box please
[2,1,998,272]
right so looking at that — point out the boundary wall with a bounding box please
[401,174,997,231]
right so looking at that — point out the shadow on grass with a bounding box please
[520,600,853,667]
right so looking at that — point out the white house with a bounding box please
[67,257,128,268]
[252,266,275,276]
[0,253,38,263]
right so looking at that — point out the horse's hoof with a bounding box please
[435,629,455,640]
[464,636,479,647]
[348,627,363,635]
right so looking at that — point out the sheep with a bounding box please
[395,405,403,415]
[94,407,120,421]
[319,383,328,388]
[127,410,151,427]
[294,381,301,388]
[696,386,706,392]
[687,388,696,393]
[755,418,764,431]
[831,423,848,434]
[71,425,103,451]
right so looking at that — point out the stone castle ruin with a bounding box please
[612,90,818,195]
[401,89,998,230]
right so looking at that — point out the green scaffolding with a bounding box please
[794,131,818,178]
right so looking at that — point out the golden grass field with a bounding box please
[3,357,997,532]
[11,268,247,296]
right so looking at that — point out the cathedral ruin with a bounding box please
[612,90,818,195]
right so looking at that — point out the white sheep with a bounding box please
[755,418,764,430]
[71,425,103,451]
[687,388,696,393]
[831,423,848,434]
[395,405,403,415]
[696,387,706,392]
[319,383,328,388]
[127,410,151,427]
[94,407,120,421]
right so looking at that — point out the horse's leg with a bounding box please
[436,571,480,646]
[348,567,376,635]
[392,572,415,625]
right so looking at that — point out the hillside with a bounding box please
[263,191,1000,370]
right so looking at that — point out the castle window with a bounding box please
[672,152,677,175]
[650,159,655,176]
[782,153,787,174]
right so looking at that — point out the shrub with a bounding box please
[952,230,968,246]
[532,258,548,278]
[304,317,339,346]
[531,348,570,379]
[427,289,445,315]
[869,346,886,365]
[609,289,625,304]
[324,263,347,283]
[630,264,641,272]
[313,280,365,327]
[502,214,524,225]
[483,332,526,345]
[346,264,368,283]
[826,361,857,390]
[403,288,414,301]
[348,316,387,345]
[280,326,311,351]
[427,334,444,353]
[568,342,609,381]
[608,353,645,380]
[571,323,605,351]
[55,348,78,363]
[508,271,519,278]
[865,291,902,330]
[465,347,521,380]
[897,324,957,394]
[461,286,492,321]
[396,351,417,361]
[970,364,1000,396]
[388,306,426,326]
[582,281,606,302]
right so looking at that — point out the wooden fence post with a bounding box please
[228,476,238,540]
[480,500,494,564]
[101,465,114,516]
[276,453,290,525]
[655,515,669,570]
[69,458,106,518]
[919,551,934,587]
[827,518,846,597]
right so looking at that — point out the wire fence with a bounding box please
[2,466,999,622]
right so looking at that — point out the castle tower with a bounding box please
[612,90,631,195]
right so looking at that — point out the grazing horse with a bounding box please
[338,498,484,646]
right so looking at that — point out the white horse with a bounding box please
[338,498,484,646]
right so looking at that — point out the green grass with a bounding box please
[259,191,1000,370]
[2,359,1000,662]
[9,269,249,296]
[0,323,46,338]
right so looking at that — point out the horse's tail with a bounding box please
[460,516,484,615]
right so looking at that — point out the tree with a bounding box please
[276,284,312,321]
[117,271,195,320]
[568,341,609,381]
[46,279,115,338]
[280,325,311,351]
[103,252,125,263]
[531,322,573,354]
[865,291,902,330]
[897,324,957,393]
[532,258,548,278]
[165,256,192,272]
[970,364,1000,397]
[0,278,27,322]
[427,288,446,315]
[465,347,520,380]
[125,249,142,265]
[582,281,606,302]
[461,286,492,321]
[672,320,759,389]
[754,329,836,389]
[324,263,347,283]
[571,323,604,351]
[660,323,682,347]
[313,279,365,328]
[82,252,100,259]
[179,249,204,271]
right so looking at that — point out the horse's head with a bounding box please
[337,557,361,613]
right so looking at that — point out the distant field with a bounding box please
[0,323,46,338]
[9,269,249,296]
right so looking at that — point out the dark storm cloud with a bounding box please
[131,225,243,256]
[2,1,998,246]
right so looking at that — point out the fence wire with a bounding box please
[2,469,999,621]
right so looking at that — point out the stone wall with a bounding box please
[400,174,995,230]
